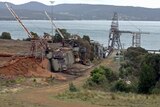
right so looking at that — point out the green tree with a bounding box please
[83,35,90,43]
[138,63,156,94]
[54,28,71,42]
[89,66,117,85]
[30,31,39,38]
[138,54,160,94]
[112,80,131,92]
[90,67,106,84]
[100,66,118,82]
[0,32,11,39]
[122,47,148,77]
[23,31,39,41]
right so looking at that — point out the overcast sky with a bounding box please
[1,0,160,8]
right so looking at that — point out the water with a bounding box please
[0,20,160,50]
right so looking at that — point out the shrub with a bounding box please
[91,72,106,84]
[119,62,133,78]
[23,38,31,41]
[69,82,78,92]
[0,32,11,39]
[89,66,118,85]
[83,78,97,88]
[85,66,117,90]
[100,66,118,82]
[151,88,160,94]
[90,67,106,85]
[111,80,131,92]
[151,79,160,94]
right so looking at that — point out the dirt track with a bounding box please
[8,58,114,107]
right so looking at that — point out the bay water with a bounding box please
[0,20,160,50]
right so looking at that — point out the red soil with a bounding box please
[0,53,13,57]
[0,57,54,79]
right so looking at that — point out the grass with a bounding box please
[0,93,46,107]
[56,89,160,107]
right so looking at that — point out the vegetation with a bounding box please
[111,80,132,92]
[119,47,160,94]
[0,77,26,87]
[0,32,12,39]
[23,31,39,41]
[84,66,118,91]
[54,28,71,42]
[57,89,160,107]
[82,35,90,43]
[120,47,148,76]
[56,47,160,107]
[69,82,78,92]
[54,28,95,62]
[83,47,160,94]
[138,54,160,94]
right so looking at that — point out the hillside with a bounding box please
[1,1,160,20]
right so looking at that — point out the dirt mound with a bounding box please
[0,53,14,57]
[0,57,56,79]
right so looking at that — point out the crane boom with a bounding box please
[45,11,64,39]
[5,3,33,38]
[6,3,49,56]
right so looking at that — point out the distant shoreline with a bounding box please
[0,19,159,22]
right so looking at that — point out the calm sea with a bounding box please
[0,20,160,50]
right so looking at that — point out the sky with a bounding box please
[1,0,160,8]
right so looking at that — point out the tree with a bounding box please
[30,31,39,38]
[122,47,148,77]
[0,32,11,39]
[138,54,160,94]
[54,28,71,42]
[23,31,39,41]
[124,47,148,63]
[112,80,131,92]
[83,35,90,43]
[76,36,92,61]
[138,63,155,94]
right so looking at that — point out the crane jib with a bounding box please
[45,11,64,39]
[5,3,33,38]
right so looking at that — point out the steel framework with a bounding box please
[108,12,122,55]
[107,12,149,56]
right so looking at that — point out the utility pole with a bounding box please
[50,1,55,36]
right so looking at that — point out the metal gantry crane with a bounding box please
[108,12,121,55]
[107,12,149,56]
[5,3,49,57]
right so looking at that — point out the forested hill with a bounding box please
[1,1,160,21]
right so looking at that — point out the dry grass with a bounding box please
[0,93,46,107]
[0,39,62,54]
[57,89,160,107]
